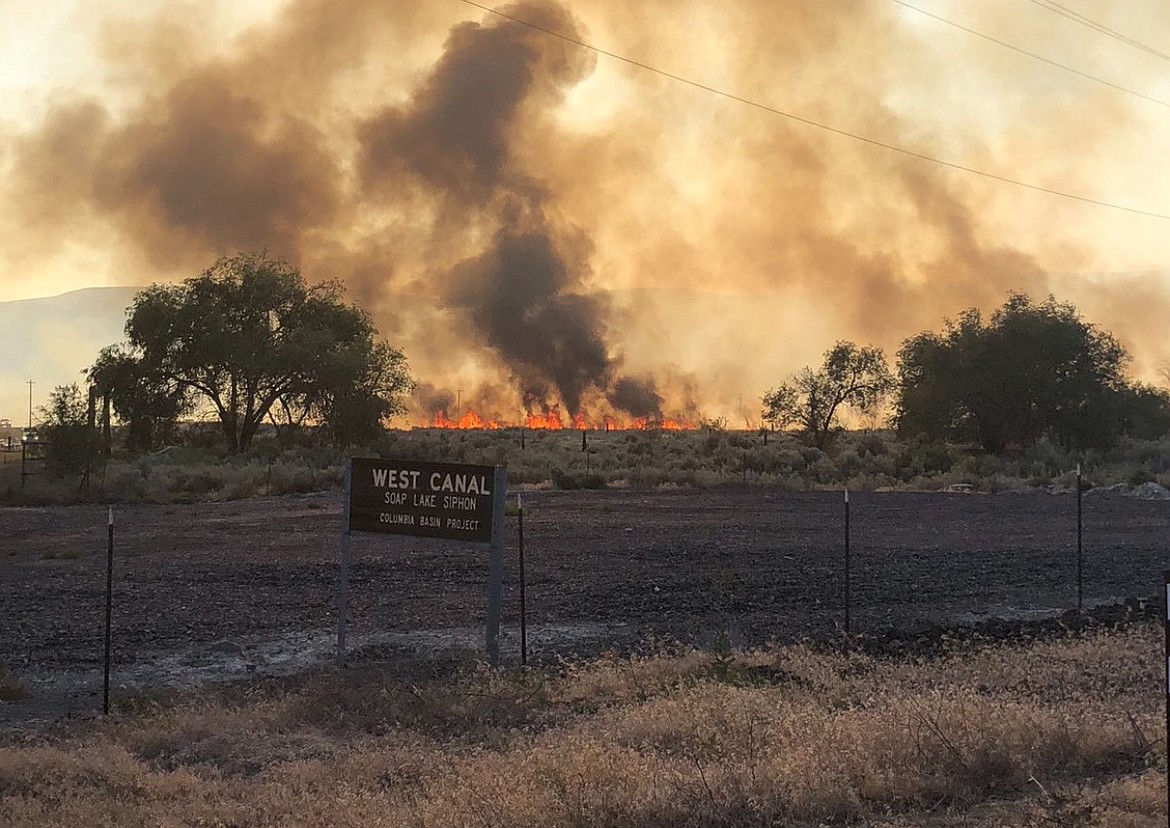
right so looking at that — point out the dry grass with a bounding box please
[1,625,1165,827]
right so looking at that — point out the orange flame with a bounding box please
[526,408,565,430]
[427,408,698,431]
[432,410,502,429]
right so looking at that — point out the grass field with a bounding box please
[1,623,1164,827]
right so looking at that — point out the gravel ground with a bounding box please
[2,487,1167,723]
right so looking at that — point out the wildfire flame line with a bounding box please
[429,408,696,431]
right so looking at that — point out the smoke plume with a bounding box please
[359,2,660,418]
[2,0,1169,423]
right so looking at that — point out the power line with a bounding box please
[1024,0,1170,63]
[455,0,1170,221]
[890,0,1170,109]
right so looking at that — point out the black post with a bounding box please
[844,489,851,635]
[581,429,587,452]
[1164,571,1169,828]
[337,463,352,660]
[103,507,114,715]
[519,493,527,667]
[521,427,526,450]
[1077,463,1083,613]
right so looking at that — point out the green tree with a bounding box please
[272,338,413,447]
[1117,383,1170,440]
[97,253,413,453]
[88,345,187,452]
[762,341,894,449]
[37,384,100,475]
[895,294,1130,452]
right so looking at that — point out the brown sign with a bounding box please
[348,458,501,543]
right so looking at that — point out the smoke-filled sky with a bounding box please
[2,0,1169,425]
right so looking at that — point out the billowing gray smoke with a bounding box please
[360,1,661,417]
[9,0,1164,426]
[447,228,611,413]
[606,377,664,419]
[413,381,456,417]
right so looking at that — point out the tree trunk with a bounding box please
[221,414,241,454]
[102,392,112,455]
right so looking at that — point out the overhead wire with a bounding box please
[889,0,1170,109]
[454,0,1170,221]
[1023,0,1170,63]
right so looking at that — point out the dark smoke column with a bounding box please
[359,1,662,418]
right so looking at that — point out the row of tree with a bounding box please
[763,293,1170,452]
[36,256,1170,472]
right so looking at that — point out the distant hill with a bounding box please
[0,286,137,424]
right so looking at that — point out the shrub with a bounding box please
[856,432,888,457]
[1129,467,1156,486]
[550,468,607,490]
[0,663,30,701]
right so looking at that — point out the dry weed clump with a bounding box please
[109,699,339,776]
[0,624,1164,827]
[547,647,719,708]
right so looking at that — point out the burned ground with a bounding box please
[1,488,1167,723]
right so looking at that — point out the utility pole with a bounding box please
[27,380,34,432]
[457,389,463,415]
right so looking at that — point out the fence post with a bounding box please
[518,492,527,666]
[103,506,114,714]
[844,489,851,635]
[337,462,352,661]
[1076,463,1083,612]
[1164,571,1169,827]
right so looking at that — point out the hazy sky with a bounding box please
[2,0,1169,424]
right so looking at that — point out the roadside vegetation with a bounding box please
[6,425,1170,505]
[6,266,1170,505]
[1,623,1163,827]
[0,426,1160,504]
